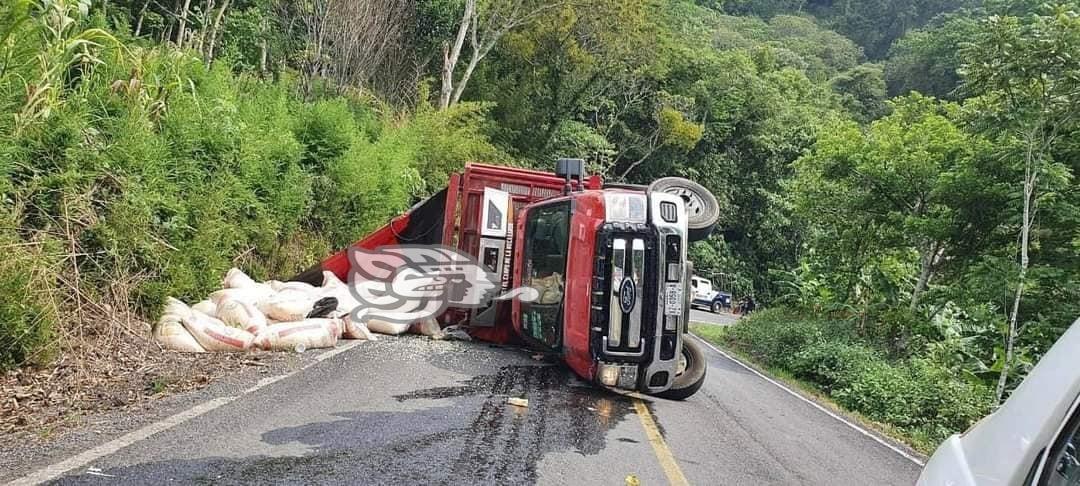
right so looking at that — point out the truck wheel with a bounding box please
[655,339,707,400]
[603,182,648,191]
[648,178,720,242]
[711,301,722,314]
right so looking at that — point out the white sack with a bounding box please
[322,271,345,288]
[366,318,412,336]
[318,285,361,316]
[163,297,192,320]
[217,299,269,334]
[258,290,318,322]
[342,315,376,340]
[222,267,258,289]
[181,310,255,352]
[411,318,442,337]
[254,319,338,351]
[155,313,206,353]
[269,280,317,294]
[209,285,275,307]
[191,299,217,317]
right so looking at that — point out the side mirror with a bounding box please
[555,158,584,181]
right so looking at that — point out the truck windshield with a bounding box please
[521,201,570,349]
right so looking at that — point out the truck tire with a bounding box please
[711,301,722,314]
[647,178,720,242]
[655,338,707,400]
[603,183,648,191]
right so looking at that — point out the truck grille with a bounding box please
[591,224,657,361]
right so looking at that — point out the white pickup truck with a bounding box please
[918,318,1080,486]
[690,276,731,314]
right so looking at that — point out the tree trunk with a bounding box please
[538,69,602,153]
[617,133,662,180]
[134,0,149,37]
[440,0,475,110]
[176,0,193,48]
[164,0,180,44]
[205,0,232,65]
[259,37,268,74]
[450,16,483,106]
[995,131,1038,403]
[910,242,939,312]
[195,0,214,53]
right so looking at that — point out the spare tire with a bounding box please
[648,177,720,241]
[602,182,648,191]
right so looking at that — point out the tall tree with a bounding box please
[277,0,415,97]
[791,94,989,312]
[438,0,562,110]
[960,4,1080,402]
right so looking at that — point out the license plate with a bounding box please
[664,282,683,316]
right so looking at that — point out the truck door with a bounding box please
[519,201,571,350]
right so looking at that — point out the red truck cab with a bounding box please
[293,159,715,399]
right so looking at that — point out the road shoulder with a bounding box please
[0,342,360,481]
[688,331,928,466]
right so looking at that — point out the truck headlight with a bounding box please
[598,365,620,387]
[666,262,681,282]
[597,363,638,388]
[604,193,647,224]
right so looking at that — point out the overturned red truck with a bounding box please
[291,159,720,399]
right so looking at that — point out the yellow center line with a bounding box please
[633,398,690,486]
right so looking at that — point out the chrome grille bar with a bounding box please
[608,239,626,347]
[628,239,645,347]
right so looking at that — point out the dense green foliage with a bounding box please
[720,0,977,59]
[0,0,502,367]
[712,309,994,451]
[703,1,1078,449]
[1,0,1077,452]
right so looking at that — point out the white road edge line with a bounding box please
[689,333,927,467]
[7,340,365,486]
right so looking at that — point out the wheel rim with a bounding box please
[676,346,692,377]
[665,187,705,219]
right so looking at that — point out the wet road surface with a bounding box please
[44,336,922,485]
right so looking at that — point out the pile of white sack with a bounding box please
[153,268,443,353]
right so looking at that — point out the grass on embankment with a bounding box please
[689,309,994,456]
[690,324,922,455]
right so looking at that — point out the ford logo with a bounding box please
[619,277,636,314]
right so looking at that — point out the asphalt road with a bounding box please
[37,336,922,485]
[689,307,741,326]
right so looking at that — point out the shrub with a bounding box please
[0,221,60,368]
[722,305,996,451]
[789,340,880,392]
[832,358,993,449]
[724,307,825,368]
[0,11,511,368]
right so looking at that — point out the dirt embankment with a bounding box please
[1,328,291,449]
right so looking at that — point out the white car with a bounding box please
[917,318,1080,486]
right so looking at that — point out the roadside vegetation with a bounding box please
[694,315,992,453]
[695,0,1078,453]
[0,0,504,372]
[0,0,1077,452]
